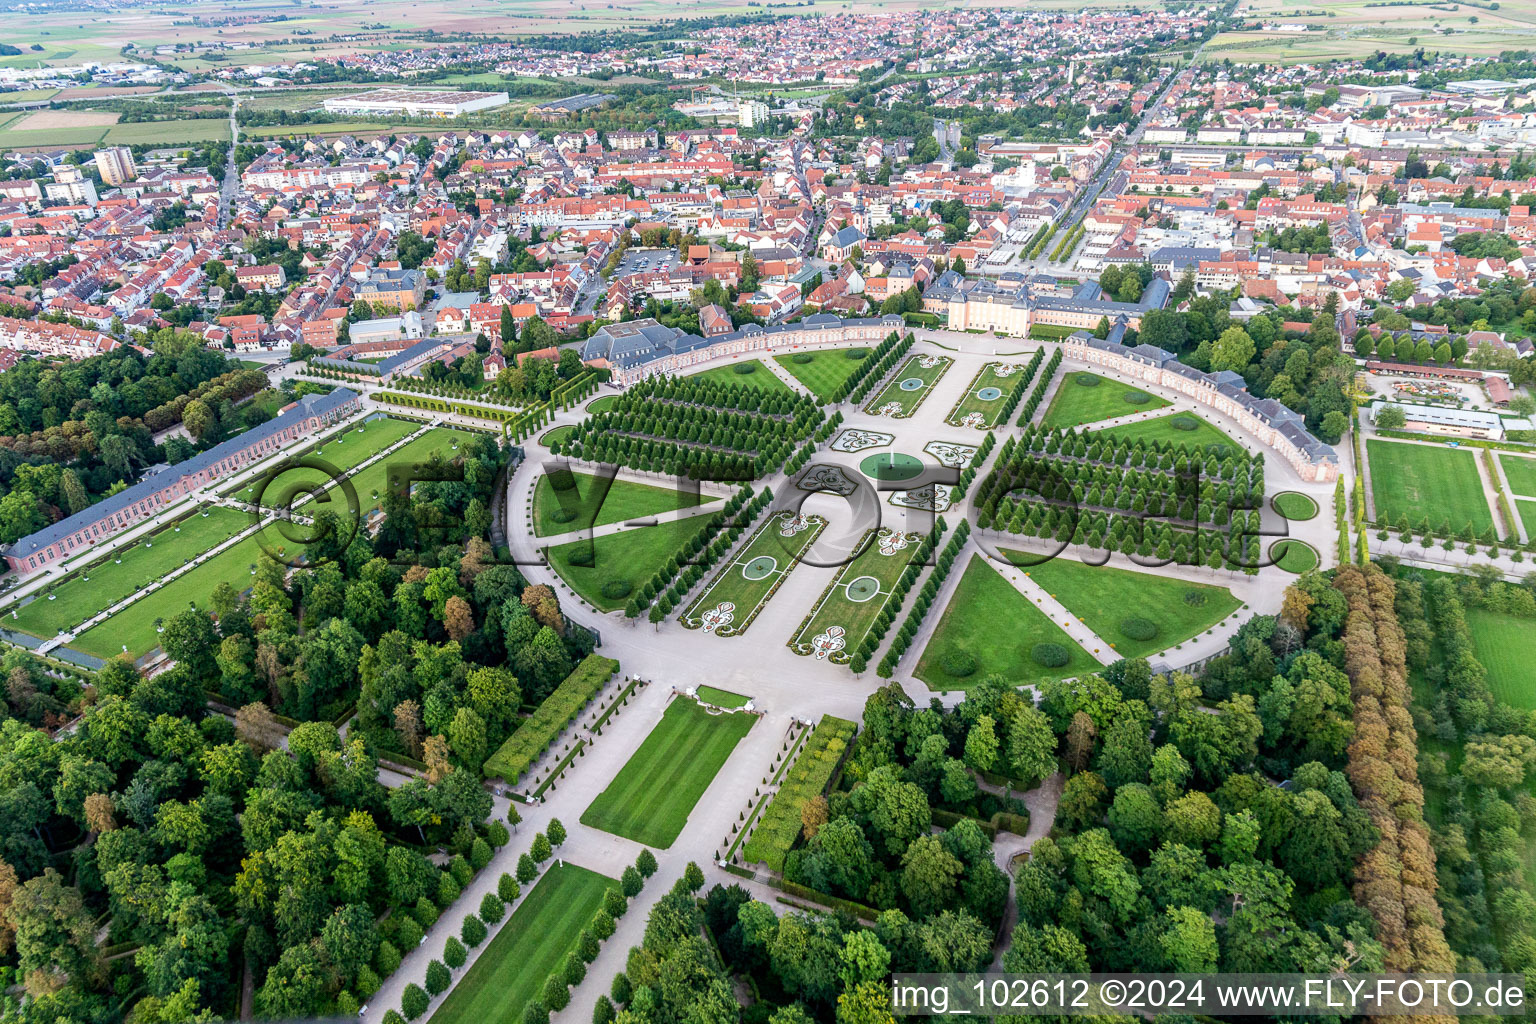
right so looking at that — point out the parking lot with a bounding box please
[614,246,679,278]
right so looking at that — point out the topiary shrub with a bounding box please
[1075,373,1100,387]
[567,548,595,568]
[461,914,487,948]
[550,507,578,524]
[732,362,757,375]
[375,940,402,977]
[1122,391,1150,405]
[444,936,467,969]
[1119,617,1159,642]
[394,915,424,949]
[1182,589,1208,607]
[425,960,451,996]
[480,891,505,924]
[1031,642,1070,668]
[846,348,869,359]
[792,352,814,364]
[601,580,632,600]
[547,468,578,491]
[940,650,977,677]
[1170,416,1199,431]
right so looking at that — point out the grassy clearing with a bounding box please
[1466,607,1536,711]
[344,426,480,514]
[1499,453,1536,498]
[426,863,616,1024]
[1091,411,1240,453]
[1007,554,1240,662]
[686,360,793,394]
[696,685,749,708]
[862,354,952,417]
[1041,371,1170,429]
[9,507,250,639]
[1517,499,1536,539]
[915,555,1097,691]
[531,469,713,538]
[788,527,923,659]
[679,511,823,636]
[773,347,868,402]
[545,516,707,612]
[580,698,755,848]
[1366,439,1493,534]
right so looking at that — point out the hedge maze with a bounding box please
[548,376,823,480]
[974,424,1267,573]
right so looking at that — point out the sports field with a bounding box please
[580,698,755,848]
[945,361,1033,428]
[1499,453,1536,498]
[1009,554,1241,661]
[915,554,1097,691]
[862,354,952,418]
[426,863,616,1024]
[773,347,869,402]
[678,510,824,636]
[686,360,793,394]
[8,506,250,639]
[1366,439,1493,535]
[230,416,417,506]
[546,516,711,611]
[1092,412,1240,453]
[1040,371,1169,430]
[787,526,923,660]
[1466,607,1536,711]
[531,469,714,538]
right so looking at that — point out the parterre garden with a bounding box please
[862,353,952,417]
[945,357,1042,428]
[678,510,825,636]
[1040,371,1170,429]
[1367,438,1494,536]
[787,524,936,666]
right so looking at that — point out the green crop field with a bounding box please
[945,360,1035,428]
[546,516,710,611]
[580,698,755,848]
[915,554,1097,691]
[1041,371,1170,429]
[773,347,869,402]
[1499,454,1536,498]
[531,469,713,538]
[8,507,251,639]
[686,360,793,394]
[1091,411,1240,454]
[679,510,823,636]
[1467,607,1536,710]
[427,863,616,1024]
[862,354,952,418]
[788,527,923,660]
[230,416,418,506]
[1009,554,1241,661]
[1366,439,1493,534]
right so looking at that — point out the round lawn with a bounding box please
[587,395,620,413]
[1269,539,1319,574]
[845,575,882,602]
[742,555,777,580]
[859,452,924,482]
[1271,491,1319,521]
[540,425,576,447]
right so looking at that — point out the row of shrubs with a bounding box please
[482,654,619,783]
[739,716,858,871]
[1017,347,1062,425]
[877,517,972,678]
[838,332,912,406]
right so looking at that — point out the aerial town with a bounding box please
[0,0,1535,1022]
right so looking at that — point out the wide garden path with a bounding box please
[992,559,1119,665]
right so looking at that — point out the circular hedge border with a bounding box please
[941,651,977,677]
[550,508,578,524]
[845,348,869,360]
[1122,391,1151,405]
[1119,617,1159,642]
[1269,539,1320,574]
[1031,642,1070,668]
[1270,491,1320,522]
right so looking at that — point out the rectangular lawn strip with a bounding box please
[773,347,869,402]
[686,360,793,394]
[1465,607,1536,711]
[945,361,1030,428]
[696,685,750,708]
[1041,371,1170,429]
[1500,453,1536,498]
[1517,499,1536,539]
[678,510,824,636]
[8,506,251,639]
[579,698,755,848]
[1090,411,1239,452]
[1005,553,1241,661]
[426,863,616,1024]
[861,354,953,417]
[72,532,271,659]
[531,469,714,538]
[546,516,711,612]
[230,416,418,505]
[788,528,922,658]
[914,554,1097,691]
[345,426,481,513]
[1366,438,1493,534]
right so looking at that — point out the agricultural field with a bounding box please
[531,468,714,538]
[580,698,755,848]
[862,354,953,417]
[773,347,869,402]
[945,360,1033,428]
[787,527,924,660]
[426,863,616,1024]
[679,510,824,636]
[1091,411,1240,453]
[0,116,230,150]
[1040,371,1170,430]
[915,554,1097,691]
[1466,607,1536,711]
[229,415,418,506]
[686,360,793,395]
[1010,554,1241,661]
[1499,453,1536,498]
[1207,0,1536,59]
[1366,439,1494,535]
[546,516,709,611]
[7,506,251,640]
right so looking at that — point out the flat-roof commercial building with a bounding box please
[322,89,509,118]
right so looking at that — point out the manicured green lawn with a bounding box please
[345,427,481,514]
[1366,439,1493,534]
[915,555,1097,691]
[531,469,714,538]
[679,510,823,636]
[427,863,616,1024]
[9,507,250,639]
[546,516,710,611]
[580,698,755,848]
[696,685,750,708]
[945,360,1036,428]
[1092,412,1240,454]
[230,415,417,506]
[687,360,793,394]
[1271,491,1320,521]
[1517,499,1536,538]
[1007,554,1241,661]
[586,396,620,413]
[1269,539,1319,574]
[773,347,868,402]
[1466,607,1536,710]
[1040,372,1170,429]
[1500,453,1536,498]
[862,354,952,417]
[788,527,923,659]
[540,425,577,447]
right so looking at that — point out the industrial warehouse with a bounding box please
[321,88,510,118]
